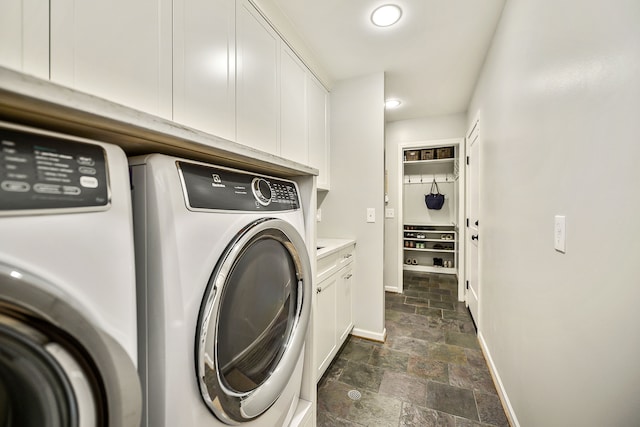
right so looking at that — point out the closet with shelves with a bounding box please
[403,224,457,274]
[400,140,463,280]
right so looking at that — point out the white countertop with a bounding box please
[316,238,356,259]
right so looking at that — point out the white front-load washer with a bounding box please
[0,122,141,426]
[129,154,312,427]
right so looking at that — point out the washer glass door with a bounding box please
[0,308,102,427]
[196,218,311,425]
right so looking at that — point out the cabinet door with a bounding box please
[336,264,354,343]
[50,0,172,118]
[307,75,329,189]
[280,45,307,165]
[236,0,279,155]
[315,272,337,380]
[0,0,49,80]
[173,0,235,141]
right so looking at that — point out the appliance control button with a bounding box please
[80,176,99,188]
[1,180,30,192]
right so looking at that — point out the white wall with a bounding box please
[469,0,640,425]
[318,72,385,340]
[384,114,467,291]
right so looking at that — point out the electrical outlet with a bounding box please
[385,208,394,218]
[554,215,566,253]
[366,208,375,223]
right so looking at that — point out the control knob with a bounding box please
[251,178,272,206]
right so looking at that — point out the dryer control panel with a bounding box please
[177,161,300,211]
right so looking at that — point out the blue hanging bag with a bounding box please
[425,179,445,210]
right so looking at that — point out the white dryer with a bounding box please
[129,154,312,427]
[0,122,141,426]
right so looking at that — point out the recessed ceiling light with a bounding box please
[385,99,402,109]
[371,4,403,27]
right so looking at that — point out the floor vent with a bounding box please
[347,389,362,401]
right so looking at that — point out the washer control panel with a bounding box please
[0,125,110,213]
[178,161,300,211]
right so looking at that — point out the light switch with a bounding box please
[366,208,376,223]
[554,215,566,253]
[385,208,395,218]
[316,208,322,222]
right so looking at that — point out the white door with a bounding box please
[50,0,172,118]
[336,264,354,343]
[307,75,330,190]
[315,272,337,379]
[236,0,279,154]
[173,0,236,141]
[280,45,308,165]
[466,118,480,325]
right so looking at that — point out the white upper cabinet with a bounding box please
[307,75,330,190]
[2,0,331,180]
[173,0,236,142]
[236,0,279,154]
[280,45,308,165]
[0,0,49,80]
[50,0,172,119]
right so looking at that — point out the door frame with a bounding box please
[395,138,465,300]
[465,113,481,326]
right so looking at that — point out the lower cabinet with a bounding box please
[336,264,354,343]
[315,272,338,379]
[315,244,355,381]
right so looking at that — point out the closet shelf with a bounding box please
[404,248,455,254]
[404,158,454,166]
[404,223,456,229]
[404,238,455,243]
[403,264,456,274]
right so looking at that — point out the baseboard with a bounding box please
[385,286,400,293]
[351,327,387,343]
[477,331,520,427]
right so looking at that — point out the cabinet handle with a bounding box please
[344,253,353,259]
[316,287,322,294]
[471,234,479,241]
[345,274,353,280]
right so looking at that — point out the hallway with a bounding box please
[317,272,510,426]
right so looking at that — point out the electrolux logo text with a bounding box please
[211,174,225,188]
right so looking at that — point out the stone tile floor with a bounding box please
[316,272,510,427]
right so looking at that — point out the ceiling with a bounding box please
[261,0,506,122]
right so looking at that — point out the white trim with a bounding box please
[350,327,387,343]
[464,113,480,324]
[384,285,400,293]
[456,141,466,303]
[478,331,520,427]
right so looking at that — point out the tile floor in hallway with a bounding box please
[316,272,510,427]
